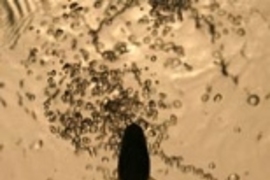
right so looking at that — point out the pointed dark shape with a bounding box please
[118,123,150,180]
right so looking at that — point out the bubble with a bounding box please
[193,167,204,176]
[85,164,93,170]
[173,100,182,108]
[114,42,128,54]
[203,173,214,180]
[150,55,157,62]
[69,2,79,10]
[147,129,156,137]
[49,125,58,134]
[25,92,36,101]
[236,28,245,36]
[54,28,64,40]
[223,28,229,35]
[89,125,98,133]
[0,144,4,152]
[82,137,91,144]
[159,92,167,99]
[0,82,5,88]
[217,9,227,16]
[201,94,210,102]
[233,126,242,133]
[169,114,178,125]
[227,173,240,180]
[158,100,167,109]
[179,165,189,173]
[247,94,260,106]
[102,50,117,62]
[257,132,263,141]
[213,31,221,40]
[143,36,151,44]
[101,156,109,162]
[185,164,194,173]
[213,93,222,102]
[208,162,216,169]
[30,140,43,150]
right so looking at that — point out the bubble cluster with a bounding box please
[43,58,181,157]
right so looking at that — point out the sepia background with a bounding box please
[0,0,270,180]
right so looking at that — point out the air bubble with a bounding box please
[102,50,117,62]
[173,100,182,108]
[148,129,157,137]
[82,137,91,144]
[150,55,157,62]
[193,167,205,176]
[179,165,189,173]
[203,173,214,180]
[30,140,43,150]
[223,28,229,35]
[227,173,240,180]
[201,94,210,102]
[101,156,109,162]
[213,93,222,102]
[0,144,4,152]
[0,82,5,88]
[217,9,227,16]
[247,94,260,106]
[169,114,178,124]
[49,124,57,133]
[237,28,245,36]
[208,162,216,169]
[143,36,151,44]
[233,126,242,133]
[114,42,128,54]
[85,164,93,170]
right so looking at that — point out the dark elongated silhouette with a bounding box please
[118,123,150,180]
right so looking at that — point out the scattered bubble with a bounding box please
[102,50,117,62]
[213,93,222,102]
[208,162,216,169]
[247,94,260,106]
[0,144,4,152]
[114,42,128,54]
[148,129,157,137]
[49,125,58,134]
[223,28,229,35]
[85,164,93,170]
[217,9,227,16]
[193,167,204,176]
[101,156,109,162]
[143,36,151,44]
[172,100,182,109]
[0,97,7,107]
[30,140,43,150]
[227,173,240,180]
[201,94,210,102]
[150,55,157,62]
[233,126,242,133]
[25,92,36,101]
[169,114,178,125]
[236,28,245,36]
[257,132,263,141]
[0,82,5,88]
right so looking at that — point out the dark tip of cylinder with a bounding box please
[118,123,150,180]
